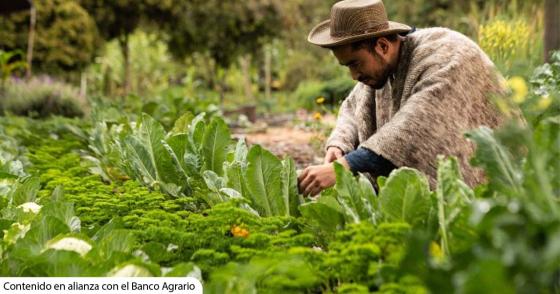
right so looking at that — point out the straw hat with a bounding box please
[308,0,411,47]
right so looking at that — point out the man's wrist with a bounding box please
[335,157,351,170]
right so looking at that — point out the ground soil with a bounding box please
[230,112,335,169]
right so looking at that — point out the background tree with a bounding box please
[544,0,559,62]
[78,0,177,94]
[0,0,99,77]
[78,0,142,93]
[163,0,283,102]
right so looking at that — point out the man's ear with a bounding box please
[375,37,391,57]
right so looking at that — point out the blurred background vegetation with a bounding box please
[0,0,557,119]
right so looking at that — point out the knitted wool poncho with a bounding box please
[326,27,507,187]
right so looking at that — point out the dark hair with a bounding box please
[351,34,399,52]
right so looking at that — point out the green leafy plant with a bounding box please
[0,50,27,89]
[301,164,435,234]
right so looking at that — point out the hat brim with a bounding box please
[308,20,412,48]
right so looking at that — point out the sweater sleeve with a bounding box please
[324,85,361,154]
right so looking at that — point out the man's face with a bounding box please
[332,43,392,89]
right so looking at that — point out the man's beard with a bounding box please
[361,54,394,89]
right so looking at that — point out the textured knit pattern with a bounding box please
[326,27,507,187]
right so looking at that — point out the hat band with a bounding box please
[331,22,390,38]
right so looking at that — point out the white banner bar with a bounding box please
[0,277,202,294]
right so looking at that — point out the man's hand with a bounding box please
[324,146,344,164]
[298,157,350,197]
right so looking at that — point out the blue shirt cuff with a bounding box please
[344,147,397,176]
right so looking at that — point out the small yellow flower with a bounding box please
[536,95,552,110]
[313,112,322,120]
[429,242,443,258]
[231,225,250,238]
[316,97,325,104]
[507,76,528,104]
[429,241,445,264]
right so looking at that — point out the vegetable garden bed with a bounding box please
[0,55,559,292]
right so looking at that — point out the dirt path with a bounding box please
[241,126,323,168]
[229,112,336,168]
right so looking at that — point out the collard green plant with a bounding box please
[378,168,433,227]
[223,143,304,217]
[466,120,560,222]
[300,193,346,234]
[301,164,435,235]
[333,163,378,225]
[87,111,303,216]
[201,116,231,176]
[435,156,475,256]
[119,114,186,197]
[245,145,285,216]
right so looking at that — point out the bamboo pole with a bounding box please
[26,3,36,79]
[544,0,560,62]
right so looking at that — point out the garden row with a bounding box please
[0,54,559,292]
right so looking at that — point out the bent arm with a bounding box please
[325,85,362,154]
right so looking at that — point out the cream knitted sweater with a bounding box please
[326,27,506,187]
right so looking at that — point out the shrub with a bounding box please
[478,18,538,75]
[293,77,355,110]
[0,77,86,118]
[0,0,99,76]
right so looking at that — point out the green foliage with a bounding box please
[435,156,475,256]
[87,110,305,217]
[119,113,188,196]
[165,0,283,67]
[293,77,355,110]
[398,62,560,292]
[0,77,85,118]
[222,143,304,217]
[0,128,187,277]
[333,163,378,224]
[478,18,537,74]
[202,117,231,176]
[378,168,433,228]
[1,48,558,291]
[528,51,560,123]
[245,145,285,216]
[85,31,186,97]
[206,256,320,293]
[0,0,99,75]
[0,50,27,88]
[300,193,346,234]
[302,164,434,235]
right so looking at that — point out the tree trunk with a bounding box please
[264,45,272,110]
[104,67,113,97]
[80,71,87,98]
[26,5,36,79]
[207,60,225,106]
[119,34,131,95]
[544,0,560,62]
[239,55,254,103]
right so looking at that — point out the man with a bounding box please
[298,0,506,196]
